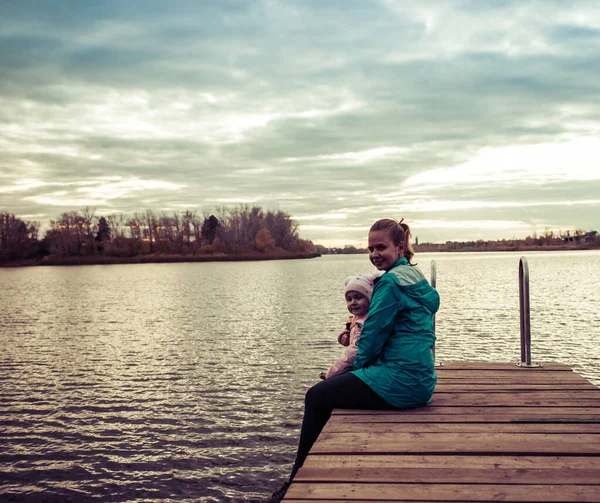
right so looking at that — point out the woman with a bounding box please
[270,218,439,502]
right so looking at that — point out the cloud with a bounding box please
[0,1,599,246]
[20,177,182,209]
[283,146,409,165]
[403,137,600,189]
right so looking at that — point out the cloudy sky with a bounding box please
[1,1,599,246]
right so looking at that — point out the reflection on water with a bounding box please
[1,250,599,501]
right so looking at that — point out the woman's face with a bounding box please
[368,229,403,271]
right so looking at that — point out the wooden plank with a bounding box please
[437,379,593,385]
[284,501,534,503]
[436,361,573,370]
[434,370,581,378]
[310,432,600,454]
[428,391,600,407]
[435,383,599,391]
[432,391,600,398]
[435,383,597,395]
[284,501,540,503]
[322,421,600,434]
[332,406,600,415]
[295,466,600,485]
[302,454,600,470]
[284,483,600,502]
[437,370,587,377]
[437,376,593,384]
[332,413,600,423]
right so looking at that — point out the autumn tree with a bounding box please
[0,213,40,262]
[95,216,110,254]
[255,228,275,252]
[182,210,195,245]
[82,207,96,243]
[127,216,142,241]
[106,214,127,240]
[44,211,90,257]
[263,210,298,249]
[201,215,220,244]
[139,210,158,253]
[191,212,203,245]
[240,205,264,248]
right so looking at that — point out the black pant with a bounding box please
[291,373,393,477]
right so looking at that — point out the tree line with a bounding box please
[315,228,599,255]
[414,229,599,252]
[0,205,316,264]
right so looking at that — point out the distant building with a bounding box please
[562,231,597,244]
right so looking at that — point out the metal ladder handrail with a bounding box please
[431,260,441,366]
[431,257,539,368]
[518,256,541,368]
[430,259,436,331]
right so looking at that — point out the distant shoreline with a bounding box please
[0,251,321,268]
[3,245,599,268]
[320,243,600,256]
[413,244,599,253]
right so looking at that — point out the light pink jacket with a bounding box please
[325,314,367,379]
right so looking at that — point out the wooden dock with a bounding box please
[284,362,600,502]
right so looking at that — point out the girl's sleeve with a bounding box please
[353,276,404,369]
[325,345,358,379]
[337,328,351,346]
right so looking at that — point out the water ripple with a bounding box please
[1,252,599,501]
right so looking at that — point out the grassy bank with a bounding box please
[1,251,321,268]
[414,243,600,253]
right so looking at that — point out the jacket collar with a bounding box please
[389,257,408,270]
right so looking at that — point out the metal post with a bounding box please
[518,256,540,368]
[430,260,437,333]
[519,257,530,364]
[431,260,442,366]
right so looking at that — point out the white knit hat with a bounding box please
[344,273,375,302]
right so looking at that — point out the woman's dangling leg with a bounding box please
[291,372,391,477]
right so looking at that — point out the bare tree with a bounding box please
[142,209,158,253]
[191,212,203,245]
[128,214,143,241]
[107,214,127,240]
[264,210,298,249]
[46,211,86,257]
[81,207,97,242]
[0,213,39,261]
[182,210,195,244]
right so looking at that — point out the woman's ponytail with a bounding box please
[399,220,415,265]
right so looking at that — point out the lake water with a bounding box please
[1,250,599,502]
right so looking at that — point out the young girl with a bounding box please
[270,218,439,502]
[322,273,375,379]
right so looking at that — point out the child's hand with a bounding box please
[337,329,350,346]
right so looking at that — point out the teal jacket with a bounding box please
[351,257,440,408]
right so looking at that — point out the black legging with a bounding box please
[291,373,393,477]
